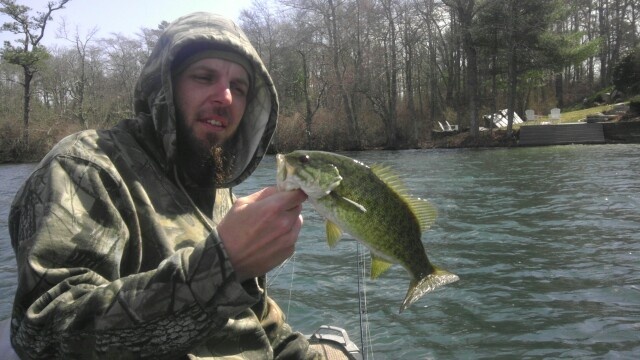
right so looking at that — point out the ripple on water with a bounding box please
[2,146,640,357]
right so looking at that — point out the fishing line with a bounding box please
[287,252,296,316]
[266,252,297,317]
[266,253,294,287]
[357,242,374,360]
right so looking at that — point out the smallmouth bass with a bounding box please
[276,150,459,313]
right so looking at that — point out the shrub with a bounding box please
[629,95,640,115]
[612,46,640,95]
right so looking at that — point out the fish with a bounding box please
[276,150,459,313]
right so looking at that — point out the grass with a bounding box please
[517,103,621,127]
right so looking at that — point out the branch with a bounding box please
[31,0,70,46]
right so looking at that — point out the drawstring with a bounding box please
[173,166,215,233]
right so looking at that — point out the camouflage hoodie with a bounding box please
[9,12,317,360]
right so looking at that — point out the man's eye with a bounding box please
[232,83,248,96]
[194,75,213,82]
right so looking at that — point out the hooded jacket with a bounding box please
[9,12,317,359]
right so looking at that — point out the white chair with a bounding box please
[525,109,536,121]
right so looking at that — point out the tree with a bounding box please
[416,0,447,139]
[442,0,481,138]
[476,0,571,134]
[0,0,70,145]
[612,45,640,94]
[326,0,362,149]
[363,0,400,149]
[101,33,146,113]
[58,19,98,128]
[400,5,423,146]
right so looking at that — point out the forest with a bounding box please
[1,0,640,162]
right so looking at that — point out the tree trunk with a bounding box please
[327,0,361,149]
[598,0,609,87]
[300,51,313,148]
[506,0,518,136]
[403,9,418,147]
[461,14,478,138]
[22,69,33,146]
[555,72,564,108]
[384,0,399,149]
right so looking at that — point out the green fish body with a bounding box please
[276,150,458,313]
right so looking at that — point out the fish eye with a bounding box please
[299,155,310,164]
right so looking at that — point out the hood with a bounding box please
[133,12,278,187]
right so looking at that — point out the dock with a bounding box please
[518,123,605,146]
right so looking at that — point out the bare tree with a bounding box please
[363,0,400,149]
[59,19,98,128]
[101,33,146,114]
[400,4,422,146]
[326,0,362,149]
[416,0,447,138]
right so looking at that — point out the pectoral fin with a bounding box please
[370,254,393,279]
[326,220,343,248]
[340,197,366,213]
[329,192,367,213]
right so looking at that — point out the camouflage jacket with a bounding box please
[9,12,319,360]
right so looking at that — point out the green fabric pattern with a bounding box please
[9,12,319,360]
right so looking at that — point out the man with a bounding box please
[8,12,320,359]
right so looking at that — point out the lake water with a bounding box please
[1,145,639,359]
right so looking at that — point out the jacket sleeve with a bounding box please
[9,155,260,359]
[257,295,322,360]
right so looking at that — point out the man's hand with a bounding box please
[217,186,307,282]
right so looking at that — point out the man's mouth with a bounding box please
[199,116,228,129]
[204,119,225,127]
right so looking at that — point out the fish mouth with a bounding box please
[276,154,301,192]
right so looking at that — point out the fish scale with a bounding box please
[315,161,429,276]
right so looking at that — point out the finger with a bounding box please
[246,186,278,202]
[274,191,307,214]
[278,215,304,253]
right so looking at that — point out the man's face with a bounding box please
[173,57,250,186]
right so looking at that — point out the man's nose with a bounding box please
[209,81,233,106]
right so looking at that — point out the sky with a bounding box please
[1,0,254,47]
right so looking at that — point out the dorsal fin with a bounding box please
[407,197,437,231]
[370,164,408,196]
[371,164,437,231]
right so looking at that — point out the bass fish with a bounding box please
[276,150,458,313]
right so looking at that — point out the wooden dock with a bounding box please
[518,123,605,146]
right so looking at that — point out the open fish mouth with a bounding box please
[276,154,301,192]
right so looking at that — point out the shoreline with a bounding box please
[429,118,640,149]
[2,120,639,165]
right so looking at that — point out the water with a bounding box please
[0,163,35,320]
[1,145,639,359]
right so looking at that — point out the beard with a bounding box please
[175,116,235,188]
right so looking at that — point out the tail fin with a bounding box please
[400,266,459,313]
